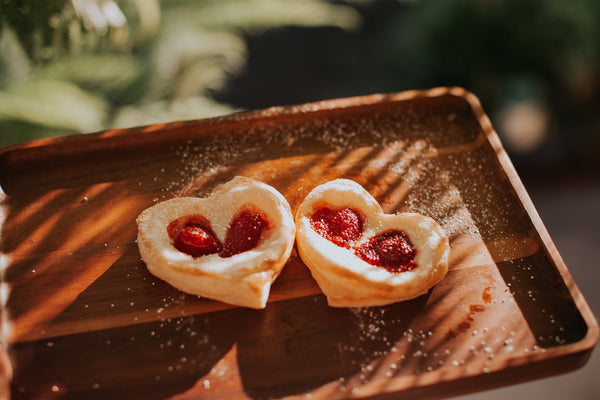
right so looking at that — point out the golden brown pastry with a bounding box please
[295,179,449,307]
[136,176,295,309]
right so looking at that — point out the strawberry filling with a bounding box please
[355,230,417,272]
[221,209,269,258]
[167,216,221,257]
[309,207,363,248]
[310,207,417,272]
[167,208,269,259]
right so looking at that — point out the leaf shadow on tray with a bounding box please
[439,148,589,350]
[5,131,462,399]
[5,95,593,398]
[234,294,430,400]
[9,249,430,400]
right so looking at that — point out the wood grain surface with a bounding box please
[0,88,597,399]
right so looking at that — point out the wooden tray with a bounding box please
[0,87,597,399]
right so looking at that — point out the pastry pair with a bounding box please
[136,177,449,309]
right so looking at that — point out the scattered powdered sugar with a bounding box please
[384,139,481,238]
[161,109,487,243]
[134,105,565,394]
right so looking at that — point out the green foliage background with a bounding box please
[1,0,599,168]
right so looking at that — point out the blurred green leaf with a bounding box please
[0,25,31,89]
[148,27,246,100]
[0,79,107,132]
[161,0,363,32]
[33,53,142,96]
[112,95,237,128]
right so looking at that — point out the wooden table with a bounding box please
[0,87,597,399]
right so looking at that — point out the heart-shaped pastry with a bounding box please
[136,176,295,309]
[295,179,449,307]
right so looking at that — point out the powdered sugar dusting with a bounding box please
[160,109,487,243]
[142,102,567,394]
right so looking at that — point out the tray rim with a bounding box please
[1,86,598,398]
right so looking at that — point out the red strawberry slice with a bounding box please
[221,209,269,258]
[167,216,221,258]
[356,230,417,272]
[309,207,363,248]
